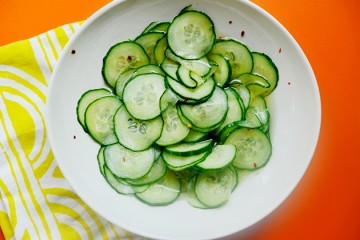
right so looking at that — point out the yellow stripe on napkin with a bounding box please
[0,23,146,240]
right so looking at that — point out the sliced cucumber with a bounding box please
[183,129,208,143]
[159,88,179,113]
[156,104,190,146]
[115,68,136,99]
[78,6,278,209]
[135,170,181,206]
[126,156,167,186]
[97,146,106,176]
[251,52,279,96]
[154,36,168,65]
[208,54,231,86]
[148,21,170,33]
[166,75,215,102]
[84,96,122,145]
[230,82,250,110]
[164,139,214,156]
[224,128,272,170]
[196,144,236,170]
[195,167,235,208]
[135,32,165,64]
[162,151,209,171]
[142,21,160,34]
[235,73,269,88]
[77,88,112,131]
[177,104,220,133]
[215,88,243,135]
[123,73,166,120]
[161,58,179,80]
[104,143,155,179]
[102,41,150,87]
[167,11,215,59]
[179,86,228,129]
[104,166,136,195]
[234,73,270,99]
[114,105,163,151]
[165,48,211,76]
[210,39,253,79]
[177,64,197,88]
[247,95,270,132]
[133,64,165,76]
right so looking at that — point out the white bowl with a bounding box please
[46,0,321,239]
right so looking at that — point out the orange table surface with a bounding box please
[1,0,360,240]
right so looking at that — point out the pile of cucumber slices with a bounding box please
[76,5,278,208]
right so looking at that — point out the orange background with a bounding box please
[1,0,360,240]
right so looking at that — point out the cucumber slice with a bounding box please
[224,128,272,170]
[102,41,150,87]
[142,21,159,34]
[133,64,165,76]
[76,88,112,131]
[159,89,179,113]
[215,88,243,135]
[233,73,270,99]
[135,32,165,64]
[195,167,235,208]
[251,52,279,96]
[183,129,208,143]
[166,75,215,102]
[160,106,190,140]
[179,86,228,129]
[196,144,236,170]
[148,21,170,33]
[177,104,220,133]
[115,68,136,99]
[167,11,215,60]
[116,66,164,100]
[104,143,155,179]
[162,151,209,171]
[247,96,270,132]
[230,82,250,110]
[104,167,136,195]
[164,139,214,157]
[161,58,180,80]
[123,73,166,120]
[165,48,211,76]
[210,39,253,79]
[126,156,167,186]
[177,64,197,88]
[208,54,231,86]
[156,104,190,146]
[235,73,269,88]
[84,96,122,145]
[154,36,168,65]
[114,105,163,151]
[97,146,106,176]
[135,170,181,206]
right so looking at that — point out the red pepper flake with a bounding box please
[229,20,233,24]
[73,135,77,139]
[71,50,76,54]
[253,162,257,168]
[241,31,245,37]
[127,55,132,61]
[278,48,282,53]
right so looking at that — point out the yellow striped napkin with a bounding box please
[0,23,146,240]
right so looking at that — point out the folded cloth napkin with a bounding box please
[0,23,146,240]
